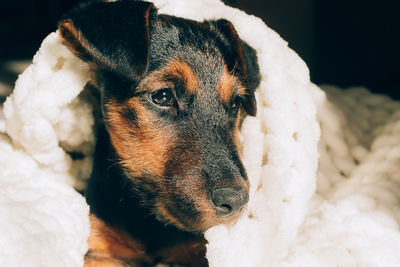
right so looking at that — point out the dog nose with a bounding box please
[211,187,249,217]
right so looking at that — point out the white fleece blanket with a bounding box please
[1,0,400,266]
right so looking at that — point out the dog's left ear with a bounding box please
[208,19,260,116]
[58,0,157,81]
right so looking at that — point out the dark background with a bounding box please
[1,0,399,98]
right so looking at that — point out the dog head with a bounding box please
[59,0,260,233]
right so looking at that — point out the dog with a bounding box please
[58,0,260,266]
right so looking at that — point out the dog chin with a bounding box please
[153,202,246,234]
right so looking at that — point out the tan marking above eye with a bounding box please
[167,60,199,94]
[218,67,246,105]
[135,60,199,94]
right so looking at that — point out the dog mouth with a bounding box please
[152,189,248,233]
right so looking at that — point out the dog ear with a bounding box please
[58,0,157,81]
[208,19,260,116]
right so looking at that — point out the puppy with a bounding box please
[58,0,260,266]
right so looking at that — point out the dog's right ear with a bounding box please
[58,0,156,81]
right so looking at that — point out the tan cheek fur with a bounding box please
[105,98,174,178]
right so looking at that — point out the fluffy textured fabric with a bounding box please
[1,0,399,266]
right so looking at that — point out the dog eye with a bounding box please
[231,96,242,111]
[151,89,175,107]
